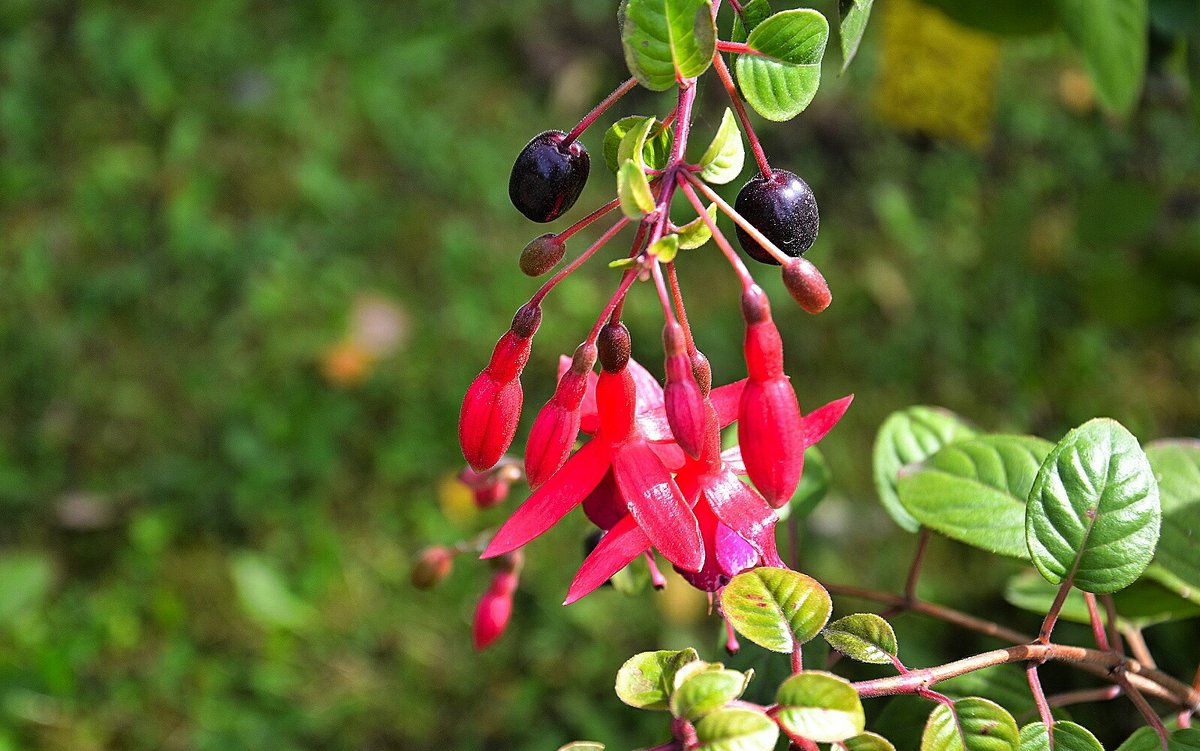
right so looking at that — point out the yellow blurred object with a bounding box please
[655,565,709,626]
[876,0,1000,150]
[320,339,375,387]
[1058,68,1096,115]
[437,471,478,525]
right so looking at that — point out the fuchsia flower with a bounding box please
[473,552,522,651]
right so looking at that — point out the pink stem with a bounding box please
[677,176,755,287]
[563,77,639,146]
[716,41,753,55]
[711,53,771,177]
[531,216,630,306]
[558,197,620,242]
[686,174,790,264]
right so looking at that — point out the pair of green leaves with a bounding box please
[876,410,1171,598]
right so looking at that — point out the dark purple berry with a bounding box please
[508,130,590,223]
[733,170,819,265]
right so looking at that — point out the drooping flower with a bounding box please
[473,552,522,651]
[482,324,705,573]
[524,342,596,488]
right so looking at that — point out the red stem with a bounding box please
[711,52,771,177]
[677,176,755,287]
[531,216,631,306]
[1083,592,1110,651]
[1037,578,1074,644]
[1026,663,1056,733]
[716,41,753,55]
[905,528,931,602]
[558,197,620,242]
[563,76,639,146]
[665,263,696,354]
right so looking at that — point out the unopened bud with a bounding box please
[781,258,832,314]
[740,284,771,324]
[473,569,519,650]
[738,377,804,507]
[663,323,705,458]
[519,234,566,277]
[744,317,785,382]
[459,372,524,472]
[410,546,455,590]
[597,322,631,373]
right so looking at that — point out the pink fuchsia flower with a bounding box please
[459,304,541,472]
[483,325,704,574]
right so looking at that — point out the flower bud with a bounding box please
[781,257,831,314]
[597,322,631,373]
[410,546,454,590]
[663,323,705,459]
[744,316,785,382]
[459,463,521,508]
[519,233,566,277]
[738,377,804,507]
[473,570,518,650]
[525,344,596,487]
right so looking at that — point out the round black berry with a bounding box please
[733,170,819,265]
[508,130,590,223]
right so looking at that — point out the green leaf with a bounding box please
[845,732,899,751]
[774,671,866,743]
[618,159,656,219]
[1116,727,1162,751]
[1144,441,1200,604]
[735,9,829,121]
[0,553,53,622]
[698,108,745,184]
[1025,418,1161,594]
[937,666,1037,719]
[782,446,831,520]
[558,743,605,751]
[611,554,651,594]
[604,116,673,173]
[1053,0,1149,116]
[921,697,1020,751]
[615,648,699,710]
[873,406,978,533]
[1170,729,1200,750]
[230,552,315,631]
[609,257,641,269]
[731,0,772,42]
[1005,570,1200,628]
[676,203,717,249]
[838,0,875,71]
[694,707,779,751]
[822,613,898,664]
[620,0,717,91]
[1019,722,1105,751]
[898,435,1054,559]
[647,233,680,263]
[721,568,832,652]
[670,667,752,721]
[618,116,661,169]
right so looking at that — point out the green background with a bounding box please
[0,1,1197,748]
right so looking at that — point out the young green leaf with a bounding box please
[720,568,832,652]
[694,707,779,751]
[676,203,717,249]
[1144,441,1200,604]
[844,732,899,751]
[1053,0,1148,116]
[731,0,772,42]
[620,0,717,91]
[1026,418,1161,594]
[608,257,640,269]
[822,613,898,664]
[921,697,1019,751]
[897,435,1053,559]
[774,671,866,743]
[1005,570,1200,629]
[617,116,661,169]
[734,9,829,121]
[1018,722,1105,751]
[698,108,745,184]
[839,0,875,71]
[670,667,752,721]
[614,648,699,710]
[618,159,656,219]
[647,234,680,263]
[873,406,978,533]
[604,116,673,173]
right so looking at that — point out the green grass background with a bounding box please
[0,1,1198,749]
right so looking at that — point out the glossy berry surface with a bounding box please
[733,170,819,265]
[508,130,590,223]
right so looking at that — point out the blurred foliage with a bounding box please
[0,0,1197,749]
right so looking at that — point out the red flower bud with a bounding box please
[459,306,541,471]
[663,323,705,459]
[738,376,804,508]
[410,546,455,590]
[781,257,831,314]
[473,570,518,650]
[525,345,596,487]
[459,463,522,509]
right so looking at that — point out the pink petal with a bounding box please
[801,394,854,447]
[714,521,759,578]
[628,358,664,413]
[613,442,703,572]
[720,445,745,475]
[704,469,778,560]
[675,498,725,592]
[710,379,747,428]
[564,515,650,604]
[649,441,686,471]
[560,355,601,435]
[482,439,610,558]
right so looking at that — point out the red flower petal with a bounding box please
[564,515,650,604]
[801,394,854,447]
[704,469,779,560]
[649,441,687,471]
[613,442,703,572]
[559,355,601,435]
[482,439,610,558]
[582,469,625,530]
[710,379,747,428]
[719,445,745,475]
[664,351,706,458]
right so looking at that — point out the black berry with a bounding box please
[508,130,590,223]
[733,170,819,265]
